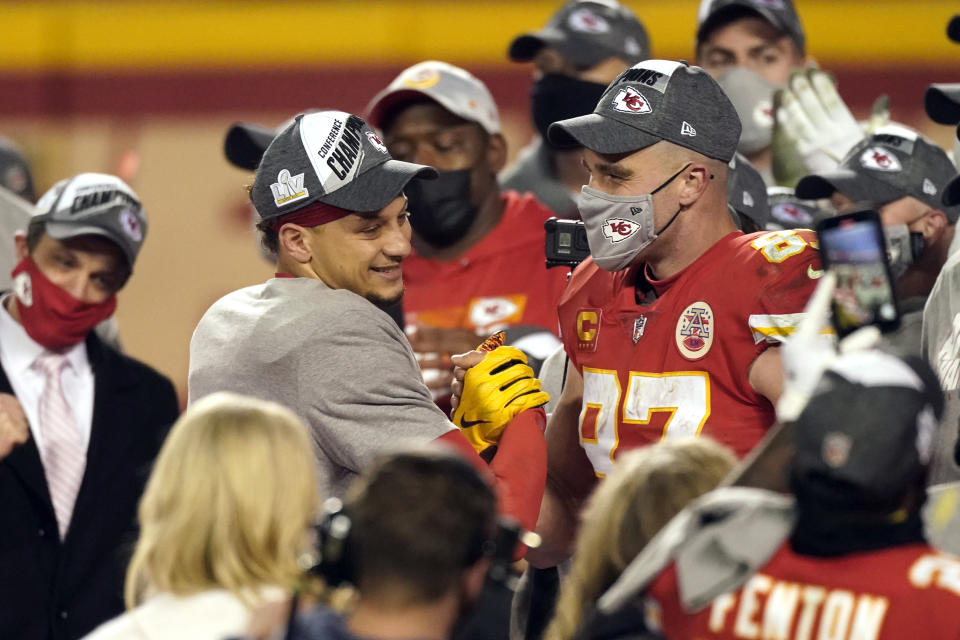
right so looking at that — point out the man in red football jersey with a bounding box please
[481,59,821,567]
[366,61,569,401]
[641,348,960,640]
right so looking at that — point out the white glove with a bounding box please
[776,271,881,423]
[774,68,866,176]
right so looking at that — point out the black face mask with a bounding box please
[530,74,608,146]
[404,168,479,249]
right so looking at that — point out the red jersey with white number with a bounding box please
[646,542,960,640]
[403,191,568,334]
[558,230,820,471]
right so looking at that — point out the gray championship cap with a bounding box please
[696,0,805,55]
[509,0,650,68]
[766,186,827,230]
[791,350,942,512]
[0,138,36,202]
[366,61,501,134]
[796,124,960,221]
[31,173,147,268]
[548,59,741,162]
[728,152,769,229]
[251,111,438,221]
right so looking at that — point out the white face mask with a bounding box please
[578,163,690,271]
[715,67,782,156]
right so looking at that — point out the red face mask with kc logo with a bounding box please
[9,256,117,350]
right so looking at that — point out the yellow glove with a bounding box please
[452,345,549,454]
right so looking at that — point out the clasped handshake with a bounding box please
[447,334,550,454]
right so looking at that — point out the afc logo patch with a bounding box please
[576,309,602,352]
[676,301,714,360]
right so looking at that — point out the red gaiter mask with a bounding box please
[10,256,117,350]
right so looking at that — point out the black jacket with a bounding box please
[0,333,179,640]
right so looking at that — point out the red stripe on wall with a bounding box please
[0,64,954,119]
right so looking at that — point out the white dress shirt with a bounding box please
[0,295,94,452]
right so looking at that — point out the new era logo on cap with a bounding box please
[861,147,902,172]
[612,86,651,114]
[923,178,938,196]
[681,121,697,136]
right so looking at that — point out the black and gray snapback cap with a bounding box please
[548,59,741,162]
[250,110,437,221]
[509,0,650,69]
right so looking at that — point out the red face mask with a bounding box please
[10,256,117,350]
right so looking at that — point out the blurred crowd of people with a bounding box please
[3,1,960,639]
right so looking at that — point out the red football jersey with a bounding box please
[558,230,820,471]
[647,542,960,640]
[403,190,568,334]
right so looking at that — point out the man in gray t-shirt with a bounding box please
[189,111,547,525]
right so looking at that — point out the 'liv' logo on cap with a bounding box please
[271,169,309,207]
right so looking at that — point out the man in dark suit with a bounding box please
[0,173,179,640]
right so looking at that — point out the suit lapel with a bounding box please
[0,361,54,514]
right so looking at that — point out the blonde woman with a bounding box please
[83,392,319,640]
[545,438,736,640]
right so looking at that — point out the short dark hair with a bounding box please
[26,219,44,252]
[256,221,279,256]
[345,451,497,605]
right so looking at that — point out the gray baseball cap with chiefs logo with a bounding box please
[697,0,805,55]
[32,173,147,268]
[548,59,741,162]
[251,110,437,221]
[795,125,960,222]
[509,0,650,68]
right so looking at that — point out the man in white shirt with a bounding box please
[0,173,179,640]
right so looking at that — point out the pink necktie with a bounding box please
[33,353,86,540]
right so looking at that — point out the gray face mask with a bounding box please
[715,67,781,156]
[884,224,925,280]
[578,164,690,271]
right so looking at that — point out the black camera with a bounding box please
[544,217,590,269]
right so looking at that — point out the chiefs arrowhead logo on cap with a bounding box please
[568,8,610,33]
[860,147,902,173]
[612,87,652,114]
[601,218,640,243]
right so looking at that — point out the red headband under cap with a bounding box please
[268,200,353,231]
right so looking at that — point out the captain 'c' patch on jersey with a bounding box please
[577,309,602,352]
[676,302,714,360]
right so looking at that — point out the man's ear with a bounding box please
[277,224,314,264]
[486,134,508,174]
[677,163,714,207]
[13,231,27,261]
[463,557,490,601]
